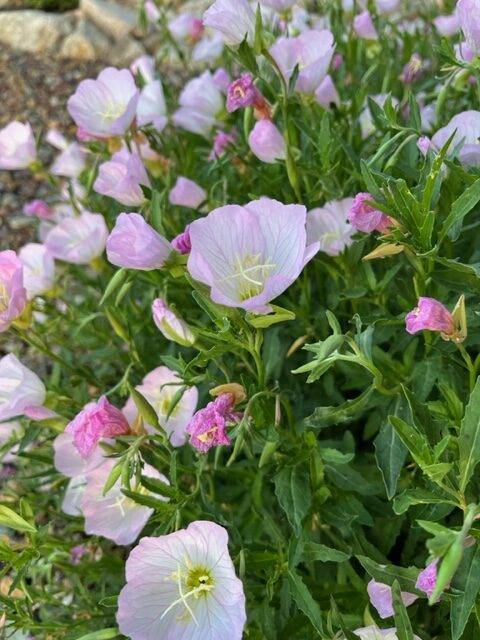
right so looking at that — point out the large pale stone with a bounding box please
[0,10,74,52]
[109,35,145,65]
[59,19,111,60]
[80,0,137,40]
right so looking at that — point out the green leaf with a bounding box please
[0,505,36,534]
[389,416,434,469]
[246,305,295,328]
[102,459,123,496]
[451,545,480,639]
[392,580,414,640]
[440,178,480,242]
[302,541,350,563]
[100,268,129,306]
[75,628,119,640]
[356,555,420,592]
[458,377,480,492]
[287,570,324,635]
[274,464,311,535]
[375,418,408,500]
[122,488,174,513]
[393,488,456,515]
[303,386,374,430]
[127,383,160,431]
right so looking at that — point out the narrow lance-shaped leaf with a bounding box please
[458,377,480,492]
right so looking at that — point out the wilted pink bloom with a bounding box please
[354,627,421,640]
[169,176,206,208]
[94,149,150,206]
[306,198,355,256]
[0,122,36,170]
[347,193,392,233]
[152,298,196,347]
[67,67,139,139]
[137,80,168,131]
[0,250,27,332]
[431,111,480,166]
[458,0,480,53]
[416,560,438,599]
[106,212,172,270]
[0,354,50,421]
[23,199,54,220]
[192,32,224,63]
[171,226,192,254]
[45,212,108,264]
[227,73,267,114]
[70,545,87,565]
[169,12,204,42]
[188,198,319,313]
[18,243,55,300]
[130,55,156,84]
[187,393,236,453]
[212,67,231,93]
[172,71,223,137]
[270,30,335,93]
[117,520,246,639]
[66,396,131,459]
[405,297,455,336]
[144,0,160,23]
[81,458,167,545]
[367,580,418,619]
[212,130,237,158]
[53,430,105,478]
[248,120,286,163]
[203,0,255,46]
[433,13,460,37]
[354,11,378,40]
[315,75,340,108]
[122,366,198,446]
[400,54,423,84]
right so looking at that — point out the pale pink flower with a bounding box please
[431,111,480,166]
[168,12,204,42]
[169,177,206,209]
[0,122,36,170]
[66,396,131,459]
[172,71,223,137]
[192,33,224,63]
[18,243,55,300]
[171,226,191,254]
[367,580,418,619]
[306,198,355,256]
[455,41,475,63]
[416,560,438,599]
[354,627,421,640]
[270,30,335,93]
[0,250,27,332]
[122,366,198,446]
[46,131,86,178]
[117,520,246,639]
[314,75,340,108]
[259,0,297,11]
[94,149,150,206]
[45,212,108,264]
[458,0,480,53]
[136,80,168,132]
[53,430,106,478]
[203,0,255,46]
[152,299,196,347]
[0,354,50,421]
[248,120,286,163]
[106,212,172,270]
[347,193,392,233]
[212,130,237,158]
[375,0,400,13]
[187,198,319,313]
[354,11,378,40]
[81,458,167,545]
[144,0,160,23]
[405,297,455,336]
[23,200,54,220]
[433,13,460,37]
[212,68,231,93]
[62,475,88,516]
[67,67,139,139]
[130,55,156,84]
[187,393,236,453]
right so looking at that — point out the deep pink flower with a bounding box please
[171,226,192,254]
[416,560,438,599]
[187,393,237,453]
[23,200,54,220]
[227,73,264,113]
[347,193,392,233]
[66,396,131,459]
[71,544,87,565]
[0,250,27,332]
[405,298,455,336]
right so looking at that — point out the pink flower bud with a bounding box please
[169,177,206,209]
[172,226,192,254]
[367,580,418,619]
[106,212,172,270]
[0,121,36,170]
[314,75,340,108]
[23,199,54,220]
[0,250,27,332]
[405,297,455,336]
[416,560,438,599]
[248,120,286,163]
[332,53,344,70]
[186,393,237,453]
[66,396,131,459]
[347,192,392,233]
[353,11,378,40]
[152,298,196,347]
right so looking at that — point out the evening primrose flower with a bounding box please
[0,354,52,421]
[81,458,168,545]
[94,149,150,207]
[136,80,168,132]
[0,251,27,332]
[186,393,237,453]
[152,299,196,347]
[23,200,54,220]
[354,627,421,640]
[347,193,392,233]
[203,0,255,46]
[116,520,246,639]
[431,111,480,166]
[172,71,223,137]
[353,11,378,40]
[458,0,480,54]
[169,177,206,209]
[106,213,172,270]
[0,122,36,170]
[306,198,355,256]
[367,580,418,619]
[45,212,108,265]
[67,67,139,139]
[405,297,455,337]
[18,244,55,300]
[248,120,286,163]
[187,198,319,313]
[416,560,438,599]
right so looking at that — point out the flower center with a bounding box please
[222,253,275,301]
[100,97,126,124]
[186,566,214,596]
[0,282,10,313]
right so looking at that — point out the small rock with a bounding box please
[109,35,145,65]
[0,10,74,53]
[80,0,137,40]
[60,19,111,60]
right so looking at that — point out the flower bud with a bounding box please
[106,213,172,270]
[353,11,378,41]
[152,298,196,347]
[248,120,286,163]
